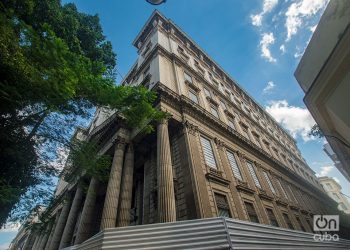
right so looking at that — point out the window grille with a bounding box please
[283,213,294,229]
[215,193,231,218]
[266,208,279,227]
[244,202,259,223]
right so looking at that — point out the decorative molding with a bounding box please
[214,137,225,148]
[206,169,230,187]
[236,181,255,195]
[182,120,198,135]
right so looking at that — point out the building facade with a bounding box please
[294,0,350,182]
[318,176,350,214]
[12,10,350,250]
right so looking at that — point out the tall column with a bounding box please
[23,233,35,250]
[100,138,126,230]
[37,226,50,250]
[31,233,41,250]
[59,186,83,249]
[45,212,60,250]
[49,193,72,250]
[157,120,176,222]
[117,144,134,227]
[75,177,99,244]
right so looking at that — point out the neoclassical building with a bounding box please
[12,10,350,250]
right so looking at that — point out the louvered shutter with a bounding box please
[247,162,261,188]
[200,136,217,168]
[226,151,242,181]
[263,171,276,194]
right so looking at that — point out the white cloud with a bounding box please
[263,81,276,94]
[0,243,11,250]
[51,146,69,171]
[265,100,316,141]
[260,33,277,62]
[251,14,263,26]
[285,0,328,41]
[333,177,340,183]
[0,222,20,233]
[316,165,334,177]
[309,24,317,33]
[251,0,279,26]
[279,44,286,53]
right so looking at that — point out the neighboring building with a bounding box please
[324,142,350,181]
[318,176,350,214]
[15,10,350,250]
[294,0,350,182]
[9,206,45,250]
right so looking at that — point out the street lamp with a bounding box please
[146,0,166,5]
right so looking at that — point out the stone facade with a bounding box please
[11,10,350,250]
[319,176,350,214]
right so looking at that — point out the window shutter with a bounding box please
[200,136,217,169]
[276,179,289,200]
[226,151,242,181]
[263,171,276,194]
[247,162,261,188]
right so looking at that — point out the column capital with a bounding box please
[182,120,198,135]
[214,137,225,149]
[158,118,169,125]
[114,136,127,148]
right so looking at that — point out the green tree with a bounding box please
[0,0,164,225]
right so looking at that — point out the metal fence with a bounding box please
[63,217,350,250]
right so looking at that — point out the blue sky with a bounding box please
[1,0,349,248]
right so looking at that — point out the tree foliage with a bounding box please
[0,0,164,225]
[309,124,324,139]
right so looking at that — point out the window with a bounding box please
[325,183,332,191]
[241,125,250,140]
[283,213,294,230]
[253,134,262,148]
[143,66,150,77]
[246,162,261,188]
[188,89,199,104]
[276,179,289,200]
[142,42,152,56]
[332,193,340,201]
[204,88,211,97]
[200,136,217,169]
[228,119,235,130]
[266,208,279,227]
[339,203,347,210]
[288,186,298,204]
[211,105,219,119]
[295,216,306,232]
[220,100,227,110]
[184,72,193,83]
[263,171,276,194]
[244,202,259,223]
[215,193,231,218]
[226,151,242,181]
